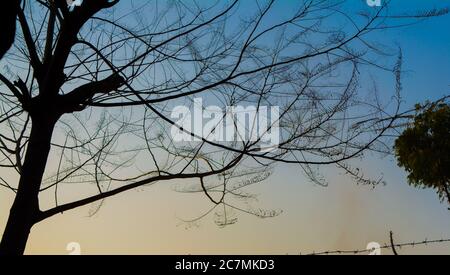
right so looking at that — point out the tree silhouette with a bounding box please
[0,0,447,254]
[395,100,450,206]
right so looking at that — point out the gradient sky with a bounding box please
[1,0,450,255]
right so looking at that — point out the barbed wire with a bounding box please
[306,237,450,255]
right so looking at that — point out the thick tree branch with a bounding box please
[37,154,243,222]
[63,74,125,109]
[17,3,42,76]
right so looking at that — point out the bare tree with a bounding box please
[0,0,446,254]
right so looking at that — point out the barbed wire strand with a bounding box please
[306,238,450,255]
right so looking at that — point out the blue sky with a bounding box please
[26,0,450,255]
[1,0,449,254]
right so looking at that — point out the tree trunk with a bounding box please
[0,118,56,255]
[0,0,21,59]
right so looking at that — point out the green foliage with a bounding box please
[394,101,450,203]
